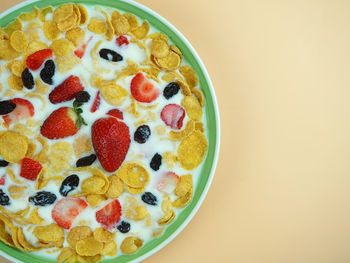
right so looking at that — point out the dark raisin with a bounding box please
[0,160,9,167]
[75,91,91,103]
[76,154,97,167]
[40,60,55,85]
[150,153,162,171]
[134,125,151,144]
[60,174,80,196]
[99,49,123,62]
[163,82,180,99]
[29,191,57,206]
[0,100,16,115]
[141,192,158,206]
[0,189,10,206]
[117,221,131,233]
[22,68,34,89]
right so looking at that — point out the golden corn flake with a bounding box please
[6,168,24,184]
[77,254,103,263]
[49,141,73,170]
[125,185,144,195]
[0,131,28,163]
[8,74,23,91]
[16,227,41,252]
[178,131,208,170]
[50,38,75,56]
[73,134,92,157]
[19,7,38,22]
[93,227,115,243]
[4,19,22,37]
[179,65,198,90]
[117,162,150,188]
[192,88,205,107]
[39,6,53,22]
[43,21,60,41]
[88,17,107,34]
[112,15,130,36]
[172,190,193,209]
[154,50,181,71]
[77,167,109,195]
[158,210,175,226]
[170,45,183,59]
[29,208,45,225]
[58,247,78,263]
[66,27,85,46]
[8,185,27,199]
[124,196,149,221]
[105,174,124,199]
[55,53,81,74]
[169,119,195,141]
[7,60,26,77]
[26,140,37,158]
[100,84,128,106]
[67,226,93,248]
[181,95,203,121]
[124,14,138,31]
[10,30,28,52]
[163,152,177,168]
[57,12,78,32]
[53,4,74,23]
[86,194,106,207]
[0,214,14,246]
[24,40,48,59]
[175,174,193,197]
[76,237,103,256]
[97,8,114,41]
[73,5,82,26]
[120,236,143,254]
[33,223,64,247]
[152,227,165,238]
[151,38,169,58]
[101,241,117,256]
[78,5,88,25]
[131,20,149,39]
[0,40,21,60]
[161,73,176,82]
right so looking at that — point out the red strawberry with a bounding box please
[156,172,179,193]
[116,35,129,46]
[52,198,88,229]
[20,158,42,181]
[130,72,160,103]
[106,109,123,120]
[90,91,100,113]
[26,49,53,70]
[96,199,121,230]
[0,175,6,186]
[49,75,85,104]
[160,104,186,130]
[74,36,93,59]
[2,98,34,126]
[41,106,86,139]
[91,117,130,172]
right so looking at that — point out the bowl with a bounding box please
[0,0,220,262]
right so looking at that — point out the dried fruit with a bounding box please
[76,154,97,167]
[163,82,180,99]
[99,48,123,62]
[75,91,91,103]
[59,174,79,197]
[141,192,158,206]
[21,68,34,89]
[150,153,162,171]
[20,158,42,181]
[0,100,16,115]
[134,125,151,144]
[117,221,131,233]
[0,190,10,206]
[0,160,9,167]
[29,191,57,206]
[40,59,55,85]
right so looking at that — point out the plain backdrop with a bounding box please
[2,0,350,262]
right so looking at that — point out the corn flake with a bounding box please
[58,247,78,263]
[112,15,130,36]
[174,174,193,197]
[117,162,150,188]
[8,74,23,91]
[43,21,60,41]
[66,27,85,46]
[67,226,93,248]
[101,241,117,256]
[8,185,27,199]
[181,95,202,121]
[0,214,14,246]
[33,223,64,248]
[162,152,178,168]
[53,4,74,23]
[88,17,107,34]
[0,131,28,163]
[105,174,124,199]
[172,190,193,209]
[169,119,195,141]
[154,50,181,71]
[49,142,73,171]
[10,30,28,52]
[19,7,38,22]
[7,60,26,77]
[124,14,138,31]
[39,6,53,22]
[86,194,106,207]
[76,237,103,256]
[78,167,109,195]
[125,185,144,195]
[78,5,88,25]
[131,21,149,39]
[29,208,45,225]
[50,38,75,56]
[100,84,128,106]
[4,19,22,38]
[120,236,143,254]
[56,53,81,73]
[151,38,169,58]
[0,40,21,60]
[93,227,115,243]
[192,88,205,107]
[73,134,92,157]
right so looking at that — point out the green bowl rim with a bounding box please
[0,0,221,262]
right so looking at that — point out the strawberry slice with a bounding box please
[52,198,88,229]
[0,175,6,186]
[90,91,101,113]
[156,172,179,193]
[49,75,85,104]
[130,72,160,103]
[74,36,93,59]
[106,109,123,120]
[92,117,130,172]
[96,199,121,230]
[116,35,129,47]
[41,105,86,139]
[20,158,42,181]
[160,104,186,130]
[26,49,53,70]
[2,98,34,126]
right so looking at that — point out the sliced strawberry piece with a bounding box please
[2,98,34,126]
[96,199,121,230]
[160,104,186,130]
[74,36,93,59]
[90,91,101,113]
[41,106,86,139]
[0,175,6,186]
[26,49,53,70]
[156,172,179,193]
[49,75,85,104]
[19,158,42,181]
[116,35,129,47]
[130,72,160,103]
[91,117,130,172]
[52,198,88,229]
[106,109,123,120]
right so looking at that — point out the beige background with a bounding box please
[1,0,350,262]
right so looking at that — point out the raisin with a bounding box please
[59,174,80,197]
[75,91,91,103]
[0,189,10,206]
[0,100,16,115]
[141,192,158,206]
[0,160,9,167]
[163,82,180,99]
[150,153,162,171]
[29,191,57,206]
[134,125,151,144]
[22,68,34,90]
[40,60,55,85]
[117,221,131,233]
[99,49,123,62]
[76,154,97,167]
